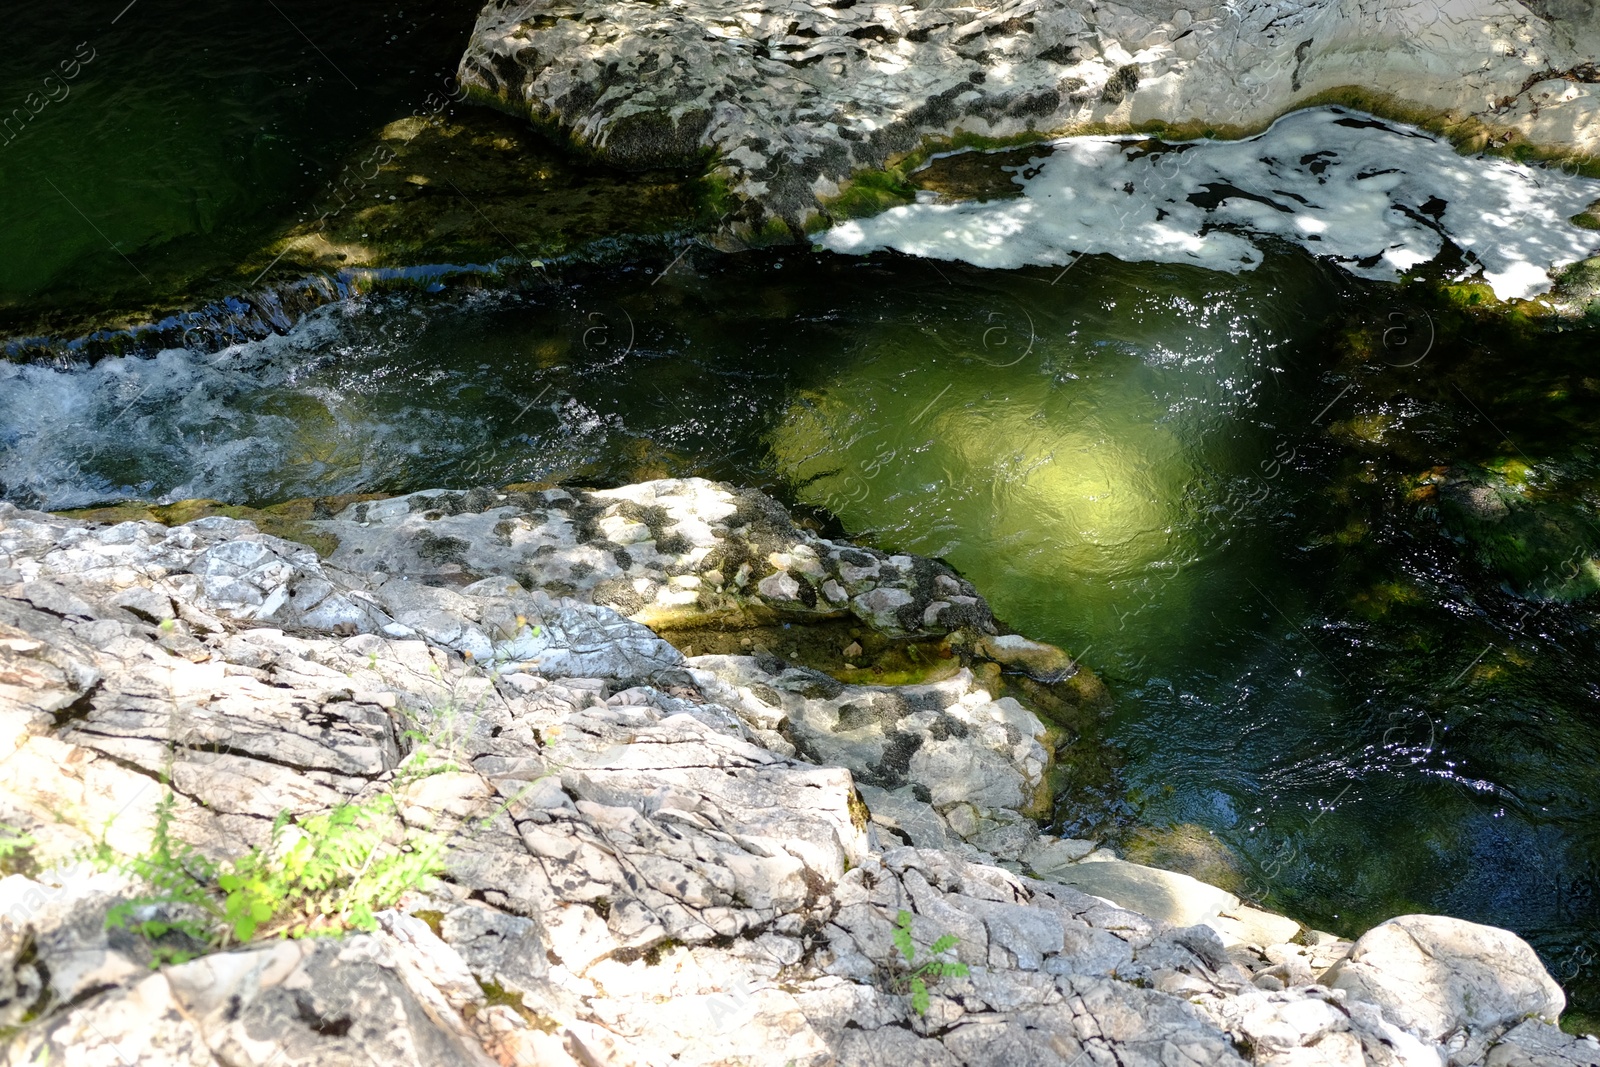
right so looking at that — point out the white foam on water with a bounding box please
[821,107,1600,301]
[0,307,458,510]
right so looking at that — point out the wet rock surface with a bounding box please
[257,107,713,278]
[459,0,1600,231]
[0,487,1594,1065]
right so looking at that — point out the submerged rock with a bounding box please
[0,489,1595,1065]
[1430,463,1600,601]
[252,107,714,280]
[459,0,1600,232]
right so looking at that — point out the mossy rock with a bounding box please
[52,495,388,559]
[1436,467,1600,601]
[246,108,716,281]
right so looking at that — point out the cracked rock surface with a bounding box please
[459,0,1600,230]
[0,487,1594,1066]
[312,479,999,642]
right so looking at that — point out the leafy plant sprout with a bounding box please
[892,909,970,1015]
[103,790,446,963]
[99,652,566,965]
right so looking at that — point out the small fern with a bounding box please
[893,909,970,1014]
[105,791,444,961]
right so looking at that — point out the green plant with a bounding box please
[105,664,521,963]
[0,822,37,868]
[105,791,444,962]
[892,909,970,1014]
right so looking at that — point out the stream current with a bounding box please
[4,0,1600,1027]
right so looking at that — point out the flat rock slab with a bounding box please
[1042,855,1236,928]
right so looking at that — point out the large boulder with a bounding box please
[1325,914,1566,1040]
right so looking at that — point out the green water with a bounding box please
[4,0,1600,1027]
[0,0,482,331]
[764,254,1600,996]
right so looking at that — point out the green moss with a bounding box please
[475,980,560,1031]
[822,168,918,222]
[697,168,738,221]
[847,789,871,833]
[642,938,683,965]
[52,494,384,558]
[743,213,796,246]
[457,82,596,163]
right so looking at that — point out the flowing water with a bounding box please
[5,0,1600,1028]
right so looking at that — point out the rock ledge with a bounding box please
[0,483,1592,1066]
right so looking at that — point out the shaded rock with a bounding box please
[315,479,995,641]
[1043,854,1238,928]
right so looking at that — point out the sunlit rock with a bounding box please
[1326,914,1567,1048]
[459,0,1600,235]
[1,492,1594,1065]
[823,107,1600,300]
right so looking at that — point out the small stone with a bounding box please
[842,641,863,659]
[944,802,980,838]
[853,587,914,631]
[757,571,801,601]
[976,633,1076,682]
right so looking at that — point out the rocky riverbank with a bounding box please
[458,0,1600,234]
[0,479,1593,1065]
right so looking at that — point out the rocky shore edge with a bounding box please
[0,477,1592,1066]
[459,0,1600,235]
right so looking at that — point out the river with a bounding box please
[4,0,1599,1027]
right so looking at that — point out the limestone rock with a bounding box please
[686,656,1051,853]
[0,495,1591,1067]
[1325,914,1566,1040]
[1042,854,1238,928]
[458,0,1600,230]
[314,480,995,641]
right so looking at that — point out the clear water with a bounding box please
[4,0,1600,1027]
